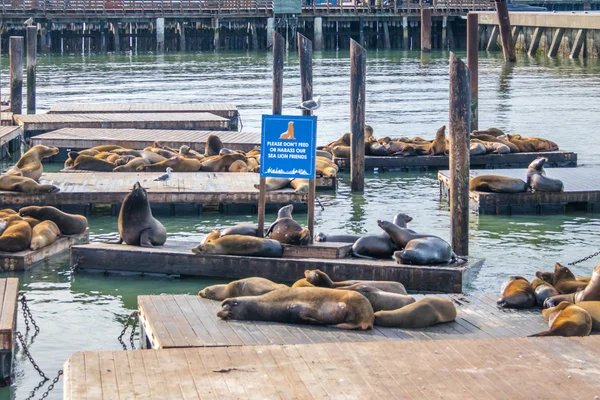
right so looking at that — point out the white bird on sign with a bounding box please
[23,17,34,26]
[154,167,173,183]
[297,96,321,111]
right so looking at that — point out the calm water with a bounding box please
[1,49,600,399]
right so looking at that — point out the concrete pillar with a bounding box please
[179,21,186,52]
[213,18,220,50]
[402,17,409,50]
[548,28,565,58]
[156,18,165,52]
[421,8,432,52]
[113,23,120,52]
[100,20,107,52]
[442,16,447,49]
[383,22,391,49]
[570,29,586,59]
[267,17,274,48]
[314,17,323,50]
[528,27,542,56]
[40,24,48,53]
[250,23,258,50]
[359,19,365,47]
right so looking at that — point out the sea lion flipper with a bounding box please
[265,221,278,238]
[351,250,376,260]
[139,229,155,248]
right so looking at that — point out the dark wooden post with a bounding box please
[494,0,516,62]
[258,31,285,238]
[421,8,432,52]
[350,39,366,193]
[448,52,470,257]
[26,26,37,115]
[298,33,316,240]
[467,13,478,132]
[9,37,24,115]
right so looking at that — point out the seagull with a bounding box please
[154,167,173,182]
[23,17,34,27]
[297,96,321,111]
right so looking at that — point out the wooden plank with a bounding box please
[281,242,352,259]
[0,127,22,144]
[0,278,18,350]
[48,102,239,119]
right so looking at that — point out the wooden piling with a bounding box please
[179,21,186,52]
[467,13,478,132]
[528,27,542,56]
[9,37,23,115]
[570,29,586,59]
[350,39,367,193]
[486,26,499,51]
[403,17,409,50]
[494,0,516,62]
[26,26,37,115]
[383,22,391,50]
[421,8,432,52]
[298,33,316,239]
[448,52,470,256]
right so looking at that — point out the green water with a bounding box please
[1,49,600,399]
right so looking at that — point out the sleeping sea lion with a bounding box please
[374,297,457,328]
[553,262,588,294]
[265,205,310,245]
[67,152,115,172]
[88,145,123,153]
[228,160,249,172]
[331,145,351,158]
[535,270,590,285]
[291,278,315,288]
[544,264,600,307]
[217,287,375,330]
[201,153,247,172]
[0,216,32,252]
[526,157,563,192]
[202,229,221,244]
[469,175,528,193]
[290,179,309,193]
[19,206,88,235]
[531,302,591,337]
[192,235,283,257]
[23,217,40,229]
[255,177,292,192]
[117,182,167,247]
[0,175,60,194]
[337,284,415,312]
[112,157,150,172]
[29,220,61,250]
[531,278,560,306]
[506,134,559,153]
[139,156,201,172]
[351,213,414,259]
[8,145,59,181]
[572,302,600,331]
[304,269,407,294]
[198,277,288,300]
[221,223,259,237]
[497,276,536,309]
[469,142,487,156]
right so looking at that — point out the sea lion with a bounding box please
[316,150,332,160]
[10,145,59,181]
[93,152,113,160]
[531,302,591,337]
[68,152,116,172]
[265,205,311,245]
[202,229,221,244]
[139,156,201,172]
[146,147,179,159]
[0,175,60,194]
[304,269,407,294]
[572,301,600,331]
[506,134,559,153]
[19,206,88,235]
[255,177,291,191]
[536,270,590,285]
[0,209,17,219]
[88,145,123,153]
[427,125,447,155]
[553,262,588,294]
[337,283,415,312]
[314,232,361,243]
[472,128,505,137]
[544,264,600,307]
[205,135,223,156]
[331,145,351,158]
[374,297,457,328]
[291,278,315,288]
[117,182,167,247]
[497,276,536,309]
[113,155,135,166]
[526,157,563,192]
[0,216,32,252]
[531,278,560,306]
[469,142,487,156]
[351,213,414,259]
[29,220,61,250]
[469,175,528,193]
[198,277,288,300]
[290,179,309,193]
[228,160,249,173]
[192,235,283,257]
[470,133,519,153]
[221,223,258,237]
[23,217,40,229]
[201,153,246,173]
[217,287,375,330]
[112,157,150,172]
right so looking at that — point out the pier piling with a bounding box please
[350,39,367,193]
[9,37,23,115]
[314,17,324,50]
[548,28,565,58]
[113,23,120,52]
[442,17,448,49]
[421,8,432,52]
[179,21,186,52]
[448,52,470,256]
[403,17,409,50]
[494,0,516,62]
[26,26,37,115]
[467,13,478,131]
[156,18,165,52]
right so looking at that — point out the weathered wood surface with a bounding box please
[0,278,18,386]
[439,167,600,214]
[64,336,600,399]
[9,37,23,116]
[137,293,550,349]
[48,102,238,119]
[71,240,483,293]
[30,128,260,157]
[0,127,22,145]
[0,96,8,106]
[421,7,432,52]
[350,39,366,192]
[281,242,352,259]
[15,112,230,135]
[26,26,37,115]
[334,150,577,171]
[467,12,479,131]
[495,0,517,62]
[0,113,14,127]
[0,230,88,272]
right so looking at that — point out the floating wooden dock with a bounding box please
[70,240,483,292]
[14,112,230,136]
[30,128,260,161]
[63,336,600,399]
[0,126,23,159]
[0,278,18,386]
[0,95,8,106]
[137,293,548,350]
[0,230,89,272]
[0,172,334,215]
[0,113,13,127]
[439,168,600,215]
[334,151,577,171]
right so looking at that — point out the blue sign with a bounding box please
[260,114,317,179]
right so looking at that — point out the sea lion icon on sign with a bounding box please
[279,121,296,140]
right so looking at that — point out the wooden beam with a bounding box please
[421,8,432,52]
[350,39,367,193]
[528,27,543,57]
[548,27,565,58]
[486,25,499,51]
[9,37,23,115]
[494,0,516,62]
[26,26,37,115]
[467,13,479,132]
[570,29,586,59]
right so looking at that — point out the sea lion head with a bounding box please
[219,148,235,155]
[364,125,374,138]
[217,298,243,320]
[41,185,60,194]
[528,157,547,172]
[277,205,293,219]
[179,145,190,154]
[68,151,80,161]
[191,242,213,254]
[376,219,394,231]
[535,270,554,284]
[198,284,227,300]
[18,206,38,218]
[435,125,447,140]
[130,182,148,201]
[393,213,413,226]
[553,262,576,284]
[314,232,327,242]
[304,269,333,287]
[341,133,351,146]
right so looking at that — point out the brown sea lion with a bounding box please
[8,145,59,181]
[291,278,315,288]
[331,145,351,158]
[545,264,600,307]
[316,150,332,160]
[536,270,590,285]
[497,276,536,308]
[23,217,40,229]
[228,160,249,172]
[139,156,201,172]
[221,224,258,237]
[30,220,61,250]
[526,157,563,192]
[469,142,487,156]
[374,297,457,328]
[472,128,505,137]
[202,229,221,244]
[427,125,447,155]
[0,216,32,252]
[471,133,519,153]
[304,269,407,294]
[531,278,560,307]
[146,147,179,159]
[0,209,17,219]
[469,175,528,193]
[19,206,88,235]
[191,235,283,257]
[112,157,150,172]
[532,302,591,337]
[198,277,288,300]
[0,175,60,194]
[506,134,559,153]
[200,153,246,172]
[205,135,223,156]
[93,152,113,160]
[290,179,309,193]
[338,283,415,312]
[255,177,292,192]
[68,152,115,172]
[88,145,123,153]
[265,205,311,246]
[246,157,260,172]
[217,287,375,330]
[553,263,588,294]
[117,182,167,247]
[573,302,600,331]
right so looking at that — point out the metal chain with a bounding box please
[37,370,63,400]
[118,311,139,350]
[70,257,83,275]
[16,332,48,381]
[568,250,600,266]
[20,295,40,334]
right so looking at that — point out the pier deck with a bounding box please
[63,336,600,399]
[334,151,577,171]
[30,128,260,160]
[0,278,18,386]
[439,168,600,214]
[14,112,230,136]
[0,113,13,127]
[0,230,89,271]
[137,293,548,350]
[70,240,483,292]
[0,127,22,145]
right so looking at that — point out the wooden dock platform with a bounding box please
[14,112,230,136]
[63,336,600,399]
[334,151,577,171]
[0,113,13,127]
[30,128,260,161]
[70,240,483,292]
[0,126,23,159]
[439,168,600,215]
[137,293,548,350]
[0,278,18,386]
[0,230,88,272]
[0,95,8,106]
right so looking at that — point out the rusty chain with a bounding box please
[568,250,600,266]
[20,295,40,335]
[16,332,48,381]
[118,311,139,350]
